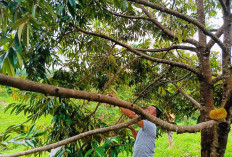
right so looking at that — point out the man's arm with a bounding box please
[128,125,137,139]
[120,107,144,128]
[107,93,144,128]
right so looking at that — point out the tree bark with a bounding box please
[215,0,232,156]
[196,0,215,156]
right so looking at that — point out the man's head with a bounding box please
[145,106,162,118]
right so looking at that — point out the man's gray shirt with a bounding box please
[133,120,157,157]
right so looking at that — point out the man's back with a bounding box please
[133,120,157,157]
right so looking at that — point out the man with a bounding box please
[108,93,161,157]
[166,113,175,149]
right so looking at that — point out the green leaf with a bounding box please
[32,4,36,17]
[16,51,23,69]
[8,1,18,13]
[5,57,15,76]
[34,131,46,137]
[158,86,166,96]
[177,30,183,43]
[113,0,120,8]
[65,117,72,125]
[18,23,25,41]
[58,4,65,15]
[68,0,76,10]
[111,149,118,157]
[27,23,29,47]
[43,1,56,20]
[67,1,76,18]
[122,0,127,10]
[0,37,11,47]
[8,48,17,68]
[11,13,30,29]
[26,125,35,138]
[94,145,105,157]
[84,149,94,157]
[182,29,188,41]
[0,51,9,69]
[14,32,22,54]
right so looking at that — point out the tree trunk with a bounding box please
[196,0,215,156]
[215,0,232,156]
[215,122,230,156]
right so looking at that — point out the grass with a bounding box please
[0,88,52,155]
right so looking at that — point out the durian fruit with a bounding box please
[209,108,227,120]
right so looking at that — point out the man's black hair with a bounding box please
[151,105,162,118]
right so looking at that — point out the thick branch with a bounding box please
[129,0,227,52]
[136,45,196,52]
[0,118,140,157]
[74,26,200,75]
[139,5,198,46]
[0,74,217,133]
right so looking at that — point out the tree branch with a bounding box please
[168,79,203,111]
[87,56,140,117]
[102,6,150,20]
[128,0,227,52]
[74,26,200,75]
[207,25,224,50]
[212,75,224,84]
[0,117,141,157]
[138,5,199,46]
[132,67,171,104]
[0,74,217,134]
[136,45,196,52]
[219,0,228,15]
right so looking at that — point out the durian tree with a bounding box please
[0,0,231,156]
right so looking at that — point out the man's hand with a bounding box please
[127,125,137,139]
[108,93,116,98]
[127,125,134,130]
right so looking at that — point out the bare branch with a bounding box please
[219,0,228,15]
[0,74,217,134]
[74,26,200,75]
[138,5,199,46]
[103,56,140,90]
[128,0,227,52]
[207,25,224,49]
[132,67,172,104]
[87,56,140,117]
[169,79,203,110]
[0,117,140,157]
[102,6,150,20]
[136,45,197,52]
